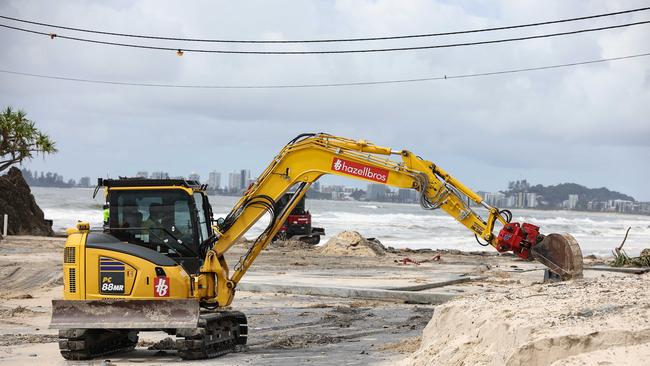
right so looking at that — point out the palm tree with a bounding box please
[0,106,57,173]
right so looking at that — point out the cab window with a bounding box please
[193,192,210,243]
[109,189,197,256]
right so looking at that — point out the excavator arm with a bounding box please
[198,133,583,307]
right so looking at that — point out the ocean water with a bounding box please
[31,187,650,257]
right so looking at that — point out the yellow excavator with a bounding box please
[50,133,583,360]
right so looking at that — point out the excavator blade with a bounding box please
[532,233,584,280]
[50,299,200,329]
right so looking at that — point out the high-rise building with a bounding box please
[611,199,634,213]
[136,171,148,178]
[225,170,252,191]
[228,171,240,192]
[568,194,579,209]
[484,192,506,207]
[150,171,169,179]
[367,183,388,201]
[79,177,91,187]
[207,171,221,190]
[239,170,251,190]
[515,192,526,208]
[526,193,538,208]
[397,188,417,203]
[188,172,200,182]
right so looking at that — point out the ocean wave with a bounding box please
[31,188,650,256]
[313,211,454,223]
[358,204,381,209]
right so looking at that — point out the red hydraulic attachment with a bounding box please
[496,222,541,260]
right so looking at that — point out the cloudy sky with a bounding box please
[1,0,649,199]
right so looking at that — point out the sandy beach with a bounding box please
[0,234,648,365]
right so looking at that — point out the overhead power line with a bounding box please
[0,52,647,89]
[1,20,649,54]
[1,6,649,43]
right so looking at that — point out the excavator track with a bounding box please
[176,311,248,360]
[58,328,139,360]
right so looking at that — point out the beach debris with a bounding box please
[397,257,420,265]
[395,254,443,266]
[319,231,386,256]
[611,227,650,267]
[421,254,442,263]
[612,227,632,266]
[271,238,315,250]
[268,333,341,349]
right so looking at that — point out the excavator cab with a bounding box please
[49,178,246,360]
[104,178,213,274]
[104,181,213,274]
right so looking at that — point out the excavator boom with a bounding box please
[199,133,583,307]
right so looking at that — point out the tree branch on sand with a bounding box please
[612,227,632,267]
[612,227,650,267]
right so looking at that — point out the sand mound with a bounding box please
[399,274,650,366]
[319,231,386,257]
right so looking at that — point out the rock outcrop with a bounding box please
[0,167,53,236]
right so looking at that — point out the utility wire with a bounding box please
[0,52,647,89]
[1,6,649,43]
[1,20,649,54]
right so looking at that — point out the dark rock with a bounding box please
[0,167,53,236]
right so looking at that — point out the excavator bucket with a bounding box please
[532,233,584,280]
[50,299,200,329]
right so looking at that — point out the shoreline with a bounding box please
[29,187,650,257]
[28,186,650,217]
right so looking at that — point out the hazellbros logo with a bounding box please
[331,157,389,183]
[154,276,170,297]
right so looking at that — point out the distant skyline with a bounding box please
[21,167,647,204]
[2,1,649,200]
